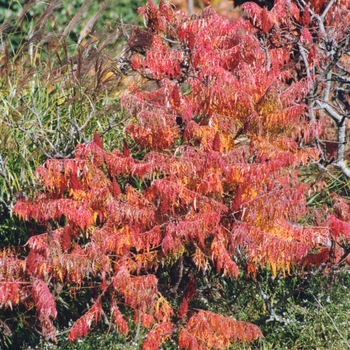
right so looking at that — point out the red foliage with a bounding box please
[3,0,350,346]
[68,299,102,342]
[301,247,331,269]
[178,277,196,319]
[0,281,21,309]
[184,276,196,300]
[32,279,57,319]
[178,310,262,349]
[328,215,350,242]
[177,298,189,319]
[32,279,57,340]
[142,321,173,350]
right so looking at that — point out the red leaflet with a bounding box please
[177,298,189,319]
[301,28,313,45]
[301,5,311,25]
[93,131,103,149]
[122,141,130,157]
[68,299,102,342]
[32,279,57,340]
[261,8,274,33]
[32,279,57,319]
[110,177,121,197]
[111,299,129,335]
[184,276,196,301]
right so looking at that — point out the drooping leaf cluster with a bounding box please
[3,0,350,348]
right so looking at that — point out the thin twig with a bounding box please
[312,294,350,349]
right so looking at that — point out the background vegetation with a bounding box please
[0,0,147,242]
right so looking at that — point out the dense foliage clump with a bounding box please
[1,0,350,348]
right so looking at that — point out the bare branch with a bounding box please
[315,101,343,124]
[321,0,337,20]
[298,42,310,78]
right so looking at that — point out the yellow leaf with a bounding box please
[270,261,277,277]
[93,211,98,224]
